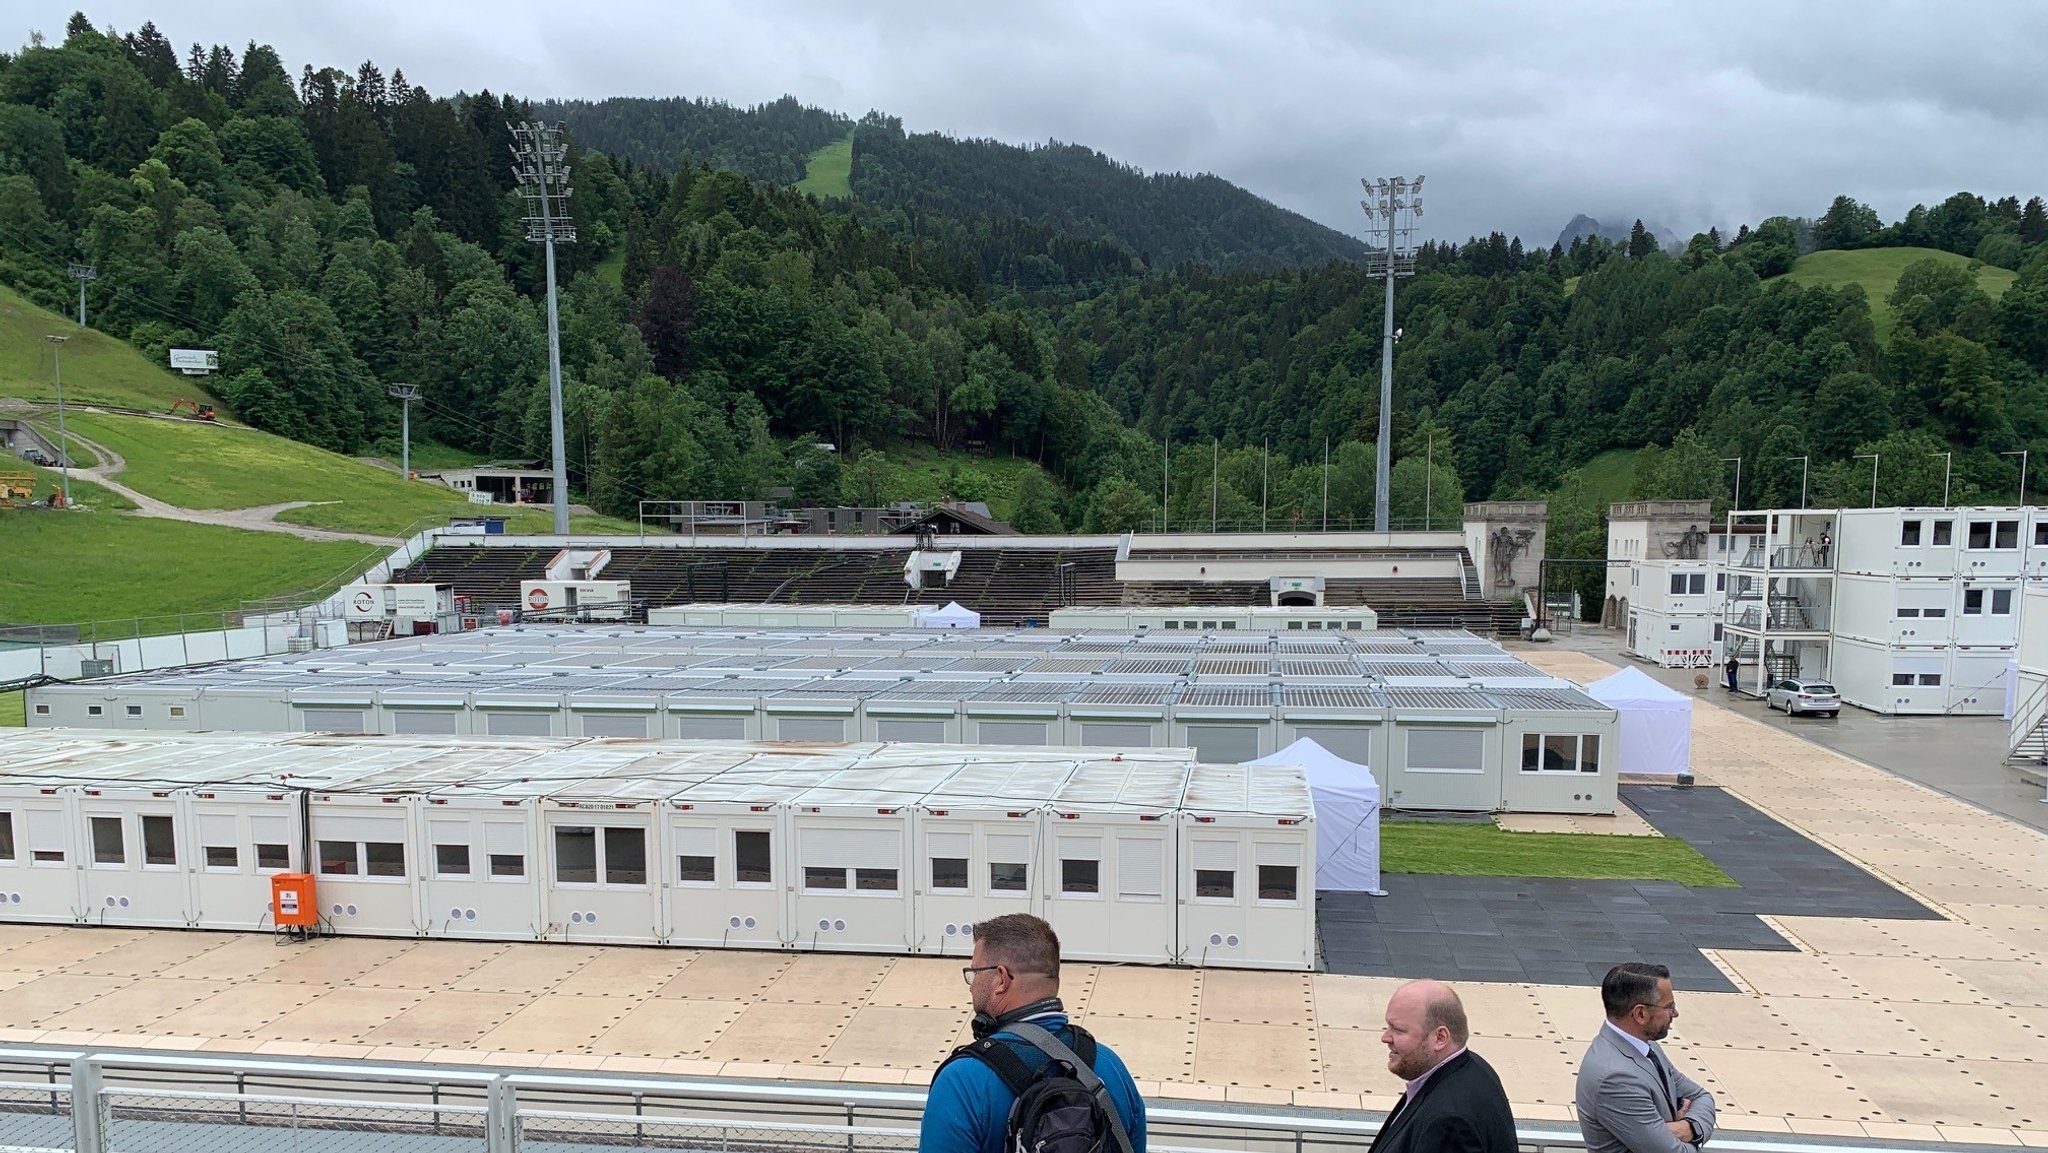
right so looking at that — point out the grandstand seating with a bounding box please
[394,541,1526,634]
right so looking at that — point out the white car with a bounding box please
[1764,677,1840,717]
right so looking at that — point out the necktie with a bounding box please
[1646,1045,1676,1110]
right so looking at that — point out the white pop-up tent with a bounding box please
[1246,738,1381,893]
[1584,666,1692,778]
[916,601,982,629]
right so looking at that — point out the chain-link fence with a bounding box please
[516,1108,918,1153]
[0,1080,72,1152]
[101,1090,486,1153]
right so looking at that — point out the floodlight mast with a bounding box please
[1360,174,1423,533]
[511,122,576,536]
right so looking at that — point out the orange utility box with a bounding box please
[271,872,319,927]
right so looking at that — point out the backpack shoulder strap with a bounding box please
[1006,1023,1136,1153]
[940,1037,1039,1098]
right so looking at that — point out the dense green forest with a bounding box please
[2,16,2046,558]
[548,97,1369,273]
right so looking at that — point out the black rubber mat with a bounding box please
[1316,785,1939,990]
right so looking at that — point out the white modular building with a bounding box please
[27,625,1617,815]
[1710,506,2048,713]
[647,604,931,628]
[1048,606,1380,632]
[0,732,1323,970]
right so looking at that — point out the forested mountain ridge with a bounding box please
[547,96,1370,272]
[2,15,2046,554]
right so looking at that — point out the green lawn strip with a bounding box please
[1381,821,1737,887]
[794,132,855,199]
[59,410,435,512]
[0,512,383,628]
[0,285,223,413]
[0,691,23,727]
[1780,247,2016,345]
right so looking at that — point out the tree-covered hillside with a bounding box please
[2,14,2045,554]
[550,95,1369,273]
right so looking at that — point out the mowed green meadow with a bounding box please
[47,410,638,536]
[0,285,222,413]
[1780,247,2016,343]
[0,511,386,627]
[794,132,854,199]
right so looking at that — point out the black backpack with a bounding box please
[945,1021,1137,1153]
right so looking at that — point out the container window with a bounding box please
[32,704,48,716]
[256,843,289,871]
[0,813,12,860]
[489,853,524,878]
[1891,673,1914,686]
[989,862,1028,892]
[1900,520,1921,546]
[1259,864,1299,902]
[554,826,596,884]
[204,845,238,869]
[365,842,406,877]
[435,844,471,877]
[125,705,142,717]
[142,815,176,866]
[1918,673,1942,686]
[677,854,716,884]
[1195,869,1235,899]
[1993,588,2014,614]
[930,857,969,890]
[87,706,102,717]
[318,840,358,875]
[1964,589,1984,615]
[734,830,772,885]
[854,868,898,892]
[169,706,185,718]
[1969,521,1992,549]
[2036,522,2048,546]
[91,816,125,865]
[1061,859,1100,894]
[1996,520,2019,549]
[1933,520,1953,545]
[804,866,847,890]
[603,827,646,886]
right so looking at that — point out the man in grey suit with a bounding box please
[1576,963,1717,1153]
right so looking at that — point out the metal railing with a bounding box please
[0,1045,1976,1153]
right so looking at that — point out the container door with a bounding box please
[78,807,189,928]
[190,807,284,931]
[667,818,781,949]
[0,804,78,923]
[312,811,421,936]
[543,813,660,944]
[790,819,910,954]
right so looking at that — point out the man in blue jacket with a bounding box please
[920,914,1146,1153]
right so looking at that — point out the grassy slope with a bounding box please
[0,692,22,727]
[1572,448,1642,508]
[1383,822,1737,887]
[0,511,385,628]
[1780,247,2017,343]
[49,411,637,536]
[869,444,1063,522]
[0,285,221,412]
[794,132,855,199]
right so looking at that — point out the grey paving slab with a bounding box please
[1316,785,1940,990]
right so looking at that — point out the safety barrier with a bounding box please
[0,1045,1976,1153]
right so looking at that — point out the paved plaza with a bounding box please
[0,646,2043,1146]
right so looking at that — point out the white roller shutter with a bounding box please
[197,814,237,847]
[483,823,525,854]
[804,827,899,869]
[987,834,1032,863]
[1255,841,1302,866]
[1186,725,1260,763]
[1058,836,1101,860]
[317,815,405,841]
[1406,728,1484,772]
[1192,840,1238,871]
[1116,838,1164,899]
[1293,726,1372,766]
[26,809,65,853]
[927,831,971,859]
[250,816,291,844]
[429,820,467,846]
[673,825,717,856]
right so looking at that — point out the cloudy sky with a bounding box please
[19,1,2047,246]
